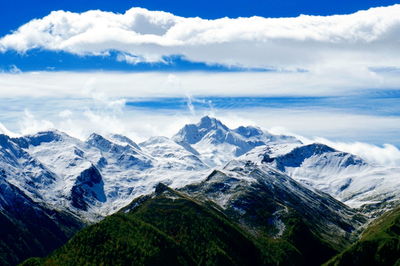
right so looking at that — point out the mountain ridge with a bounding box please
[0,116,399,220]
[1,116,400,264]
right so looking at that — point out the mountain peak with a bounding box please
[108,134,141,150]
[173,116,229,145]
[234,125,264,138]
[30,130,65,139]
[198,116,228,131]
[86,133,114,152]
[87,133,108,144]
[14,130,69,148]
[154,182,170,195]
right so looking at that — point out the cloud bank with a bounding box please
[1,5,400,71]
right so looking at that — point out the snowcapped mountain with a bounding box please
[0,128,211,220]
[0,133,58,201]
[173,115,300,166]
[242,142,400,212]
[139,136,207,171]
[2,115,400,265]
[86,133,153,170]
[0,115,399,223]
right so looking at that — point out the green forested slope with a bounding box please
[325,206,400,266]
[23,184,396,266]
[22,185,266,266]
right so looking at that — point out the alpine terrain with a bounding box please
[0,116,399,265]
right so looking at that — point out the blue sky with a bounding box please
[0,1,400,157]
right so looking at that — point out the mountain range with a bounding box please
[1,116,399,265]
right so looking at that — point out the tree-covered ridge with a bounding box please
[22,184,264,265]
[21,184,329,265]
[21,184,400,266]
[325,206,400,266]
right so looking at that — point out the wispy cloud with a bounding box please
[0,96,398,145]
[1,70,400,99]
[18,109,55,135]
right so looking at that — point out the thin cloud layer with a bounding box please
[1,71,400,98]
[1,5,400,70]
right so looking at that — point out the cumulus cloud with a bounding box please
[1,5,400,71]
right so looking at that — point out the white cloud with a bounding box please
[185,94,195,115]
[1,101,397,143]
[0,122,18,137]
[9,65,22,74]
[18,109,55,135]
[312,138,400,167]
[59,109,73,118]
[0,71,398,147]
[1,70,400,99]
[1,5,400,71]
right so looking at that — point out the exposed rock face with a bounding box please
[71,165,106,211]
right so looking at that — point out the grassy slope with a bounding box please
[325,207,400,266]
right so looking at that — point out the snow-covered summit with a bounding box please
[139,136,207,170]
[173,116,300,166]
[173,116,229,145]
[108,134,141,150]
[14,130,72,148]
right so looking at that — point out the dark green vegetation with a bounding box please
[21,182,365,266]
[23,214,192,266]
[325,206,400,266]
[0,177,84,266]
[23,184,265,266]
